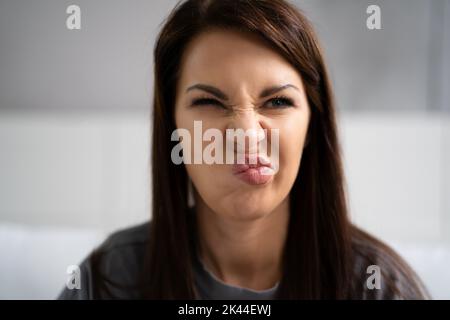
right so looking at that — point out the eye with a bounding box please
[191,97,225,108]
[264,96,294,109]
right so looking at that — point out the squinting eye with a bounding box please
[265,97,294,108]
[191,98,224,108]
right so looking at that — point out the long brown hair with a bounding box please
[145,0,352,299]
[140,0,427,299]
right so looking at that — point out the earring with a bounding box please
[187,178,195,208]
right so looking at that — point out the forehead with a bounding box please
[177,29,303,91]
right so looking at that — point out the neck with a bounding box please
[195,197,290,291]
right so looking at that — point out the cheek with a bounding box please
[185,162,228,208]
[282,122,308,154]
[276,114,309,178]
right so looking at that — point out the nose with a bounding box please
[226,109,266,155]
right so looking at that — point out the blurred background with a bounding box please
[0,0,449,299]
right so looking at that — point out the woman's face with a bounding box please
[174,29,310,220]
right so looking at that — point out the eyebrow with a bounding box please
[185,83,300,100]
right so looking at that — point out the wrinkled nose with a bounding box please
[226,110,266,155]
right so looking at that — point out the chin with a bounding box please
[218,196,275,221]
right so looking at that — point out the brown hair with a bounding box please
[136,0,428,299]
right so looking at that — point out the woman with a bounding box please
[59,0,429,299]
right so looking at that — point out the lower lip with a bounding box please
[233,166,275,185]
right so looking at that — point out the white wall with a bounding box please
[0,112,151,232]
[341,112,449,244]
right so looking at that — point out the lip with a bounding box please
[232,154,275,185]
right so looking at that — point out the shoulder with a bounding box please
[97,221,151,255]
[57,222,151,300]
[93,221,151,280]
[349,226,430,300]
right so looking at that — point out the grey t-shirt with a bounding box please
[57,221,429,300]
[193,252,279,300]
